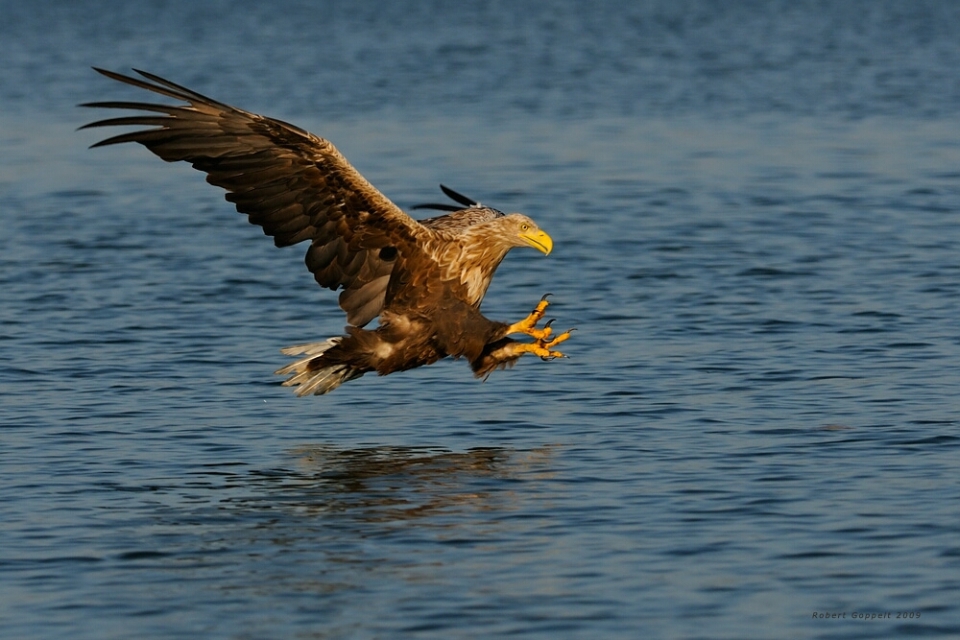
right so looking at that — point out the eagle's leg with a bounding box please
[475,328,571,374]
[505,293,555,340]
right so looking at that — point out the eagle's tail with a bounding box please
[275,338,366,396]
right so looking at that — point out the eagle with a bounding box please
[81,68,571,395]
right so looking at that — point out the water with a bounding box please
[2,1,959,638]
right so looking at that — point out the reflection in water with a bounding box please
[174,445,564,636]
[227,445,558,525]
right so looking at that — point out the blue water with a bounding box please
[2,1,960,638]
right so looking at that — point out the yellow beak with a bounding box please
[520,229,553,256]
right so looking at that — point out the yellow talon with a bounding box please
[513,341,565,360]
[533,327,573,358]
[506,294,554,339]
[540,328,572,349]
[474,317,572,379]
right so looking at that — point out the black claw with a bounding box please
[544,318,556,329]
[540,293,553,302]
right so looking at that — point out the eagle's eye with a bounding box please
[520,223,529,231]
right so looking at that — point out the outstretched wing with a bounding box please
[80,68,430,327]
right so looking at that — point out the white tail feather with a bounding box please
[275,338,364,396]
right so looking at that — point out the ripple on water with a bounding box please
[3,2,960,638]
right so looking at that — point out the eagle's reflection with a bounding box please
[239,444,557,524]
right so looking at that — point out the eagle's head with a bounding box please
[502,213,553,256]
[413,185,554,256]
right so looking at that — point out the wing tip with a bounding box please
[439,184,478,207]
[411,184,482,211]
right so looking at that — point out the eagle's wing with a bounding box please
[80,68,430,327]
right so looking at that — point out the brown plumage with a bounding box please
[81,68,571,395]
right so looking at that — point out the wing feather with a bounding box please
[81,68,432,326]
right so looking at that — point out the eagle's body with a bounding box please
[82,68,570,395]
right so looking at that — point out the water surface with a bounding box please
[2,1,959,638]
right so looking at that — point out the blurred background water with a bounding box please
[2,1,959,638]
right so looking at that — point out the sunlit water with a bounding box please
[2,1,960,638]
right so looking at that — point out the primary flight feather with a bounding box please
[81,68,571,395]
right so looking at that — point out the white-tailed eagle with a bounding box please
[81,69,571,395]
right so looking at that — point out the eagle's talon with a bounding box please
[539,349,566,361]
[506,295,556,338]
[538,329,572,350]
